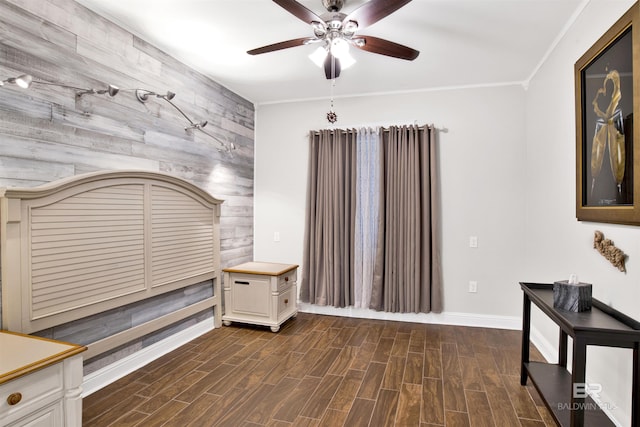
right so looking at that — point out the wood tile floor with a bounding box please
[82,313,556,426]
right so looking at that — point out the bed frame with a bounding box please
[0,170,222,360]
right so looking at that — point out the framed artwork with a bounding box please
[575,3,640,225]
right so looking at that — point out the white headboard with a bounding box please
[0,170,222,359]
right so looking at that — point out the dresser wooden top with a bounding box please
[0,331,86,385]
[223,262,298,276]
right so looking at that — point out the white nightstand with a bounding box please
[0,331,86,427]
[222,262,298,332]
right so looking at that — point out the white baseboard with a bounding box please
[297,303,522,330]
[529,325,558,363]
[82,318,214,397]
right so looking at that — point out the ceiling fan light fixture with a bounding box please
[309,46,329,67]
[311,21,326,37]
[330,38,355,69]
[310,38,355,70]
[331,38,348,57]
[343,20,358,35]
[338,50,355,69]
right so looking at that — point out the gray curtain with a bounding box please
[301,125,442,313]
[300,129,357,307]
[369,125,443,313]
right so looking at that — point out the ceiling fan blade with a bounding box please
[273,0,324,24]
[343,0,412,30]
[324,53,341,79]
[353,35,419,60]
[247,37,317,55]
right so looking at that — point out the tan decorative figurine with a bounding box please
[593,230,627,272]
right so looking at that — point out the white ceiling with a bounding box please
[75,0,585,105]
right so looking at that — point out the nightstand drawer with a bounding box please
[0,364,63,422]
[4,400,63,427]
[278,285,296,316]
[230,275,271,316]
[278,270,297,291]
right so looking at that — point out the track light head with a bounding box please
[185,120,208,131]
[14,74,33,88]
[78,84,120,97]
[1,74,33,88]
[135,89,153,102]
[107,85,119,96]
[136,89,175,102]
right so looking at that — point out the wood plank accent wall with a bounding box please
[0,0,254,371]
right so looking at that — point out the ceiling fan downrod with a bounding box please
[322,0,344,12]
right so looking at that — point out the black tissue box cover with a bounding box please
[553,280,592,312]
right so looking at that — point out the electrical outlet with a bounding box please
[469,236,478,248]
[469,281,478,293]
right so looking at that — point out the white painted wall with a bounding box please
[255,1,640,424]
[255,84,527,325]
[525,1,637,425]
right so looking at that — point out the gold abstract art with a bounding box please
[593,230,627,272]
[591,69,626,198]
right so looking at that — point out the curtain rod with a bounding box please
[310,124,447,136]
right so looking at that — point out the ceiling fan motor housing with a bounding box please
[322,0,344,12]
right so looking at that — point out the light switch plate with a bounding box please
[469,281,478,293]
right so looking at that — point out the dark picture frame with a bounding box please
[576,3,640,225]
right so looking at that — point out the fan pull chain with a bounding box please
[327,78,337,124]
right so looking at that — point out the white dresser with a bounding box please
[222,262,298,332]
[0,331,86,427]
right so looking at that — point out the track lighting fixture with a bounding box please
[158,97,231,153]
[135,89,175,102]
[1,72,235,154]
[136,89,209,132]
[185,120,208,131]
[77,84,120,97]
[0,74,33,89]
[131,88,234,153]
[1,74,119,97]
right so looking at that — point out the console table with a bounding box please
[520,282,640,427]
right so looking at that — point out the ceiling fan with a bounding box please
[247,0,419,79]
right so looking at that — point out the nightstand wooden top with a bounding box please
[0,330,86,385]
[223,261,298,276]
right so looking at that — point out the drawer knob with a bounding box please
[7,392,22,406]
[285,276,289,282]
[284,299,289,304]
